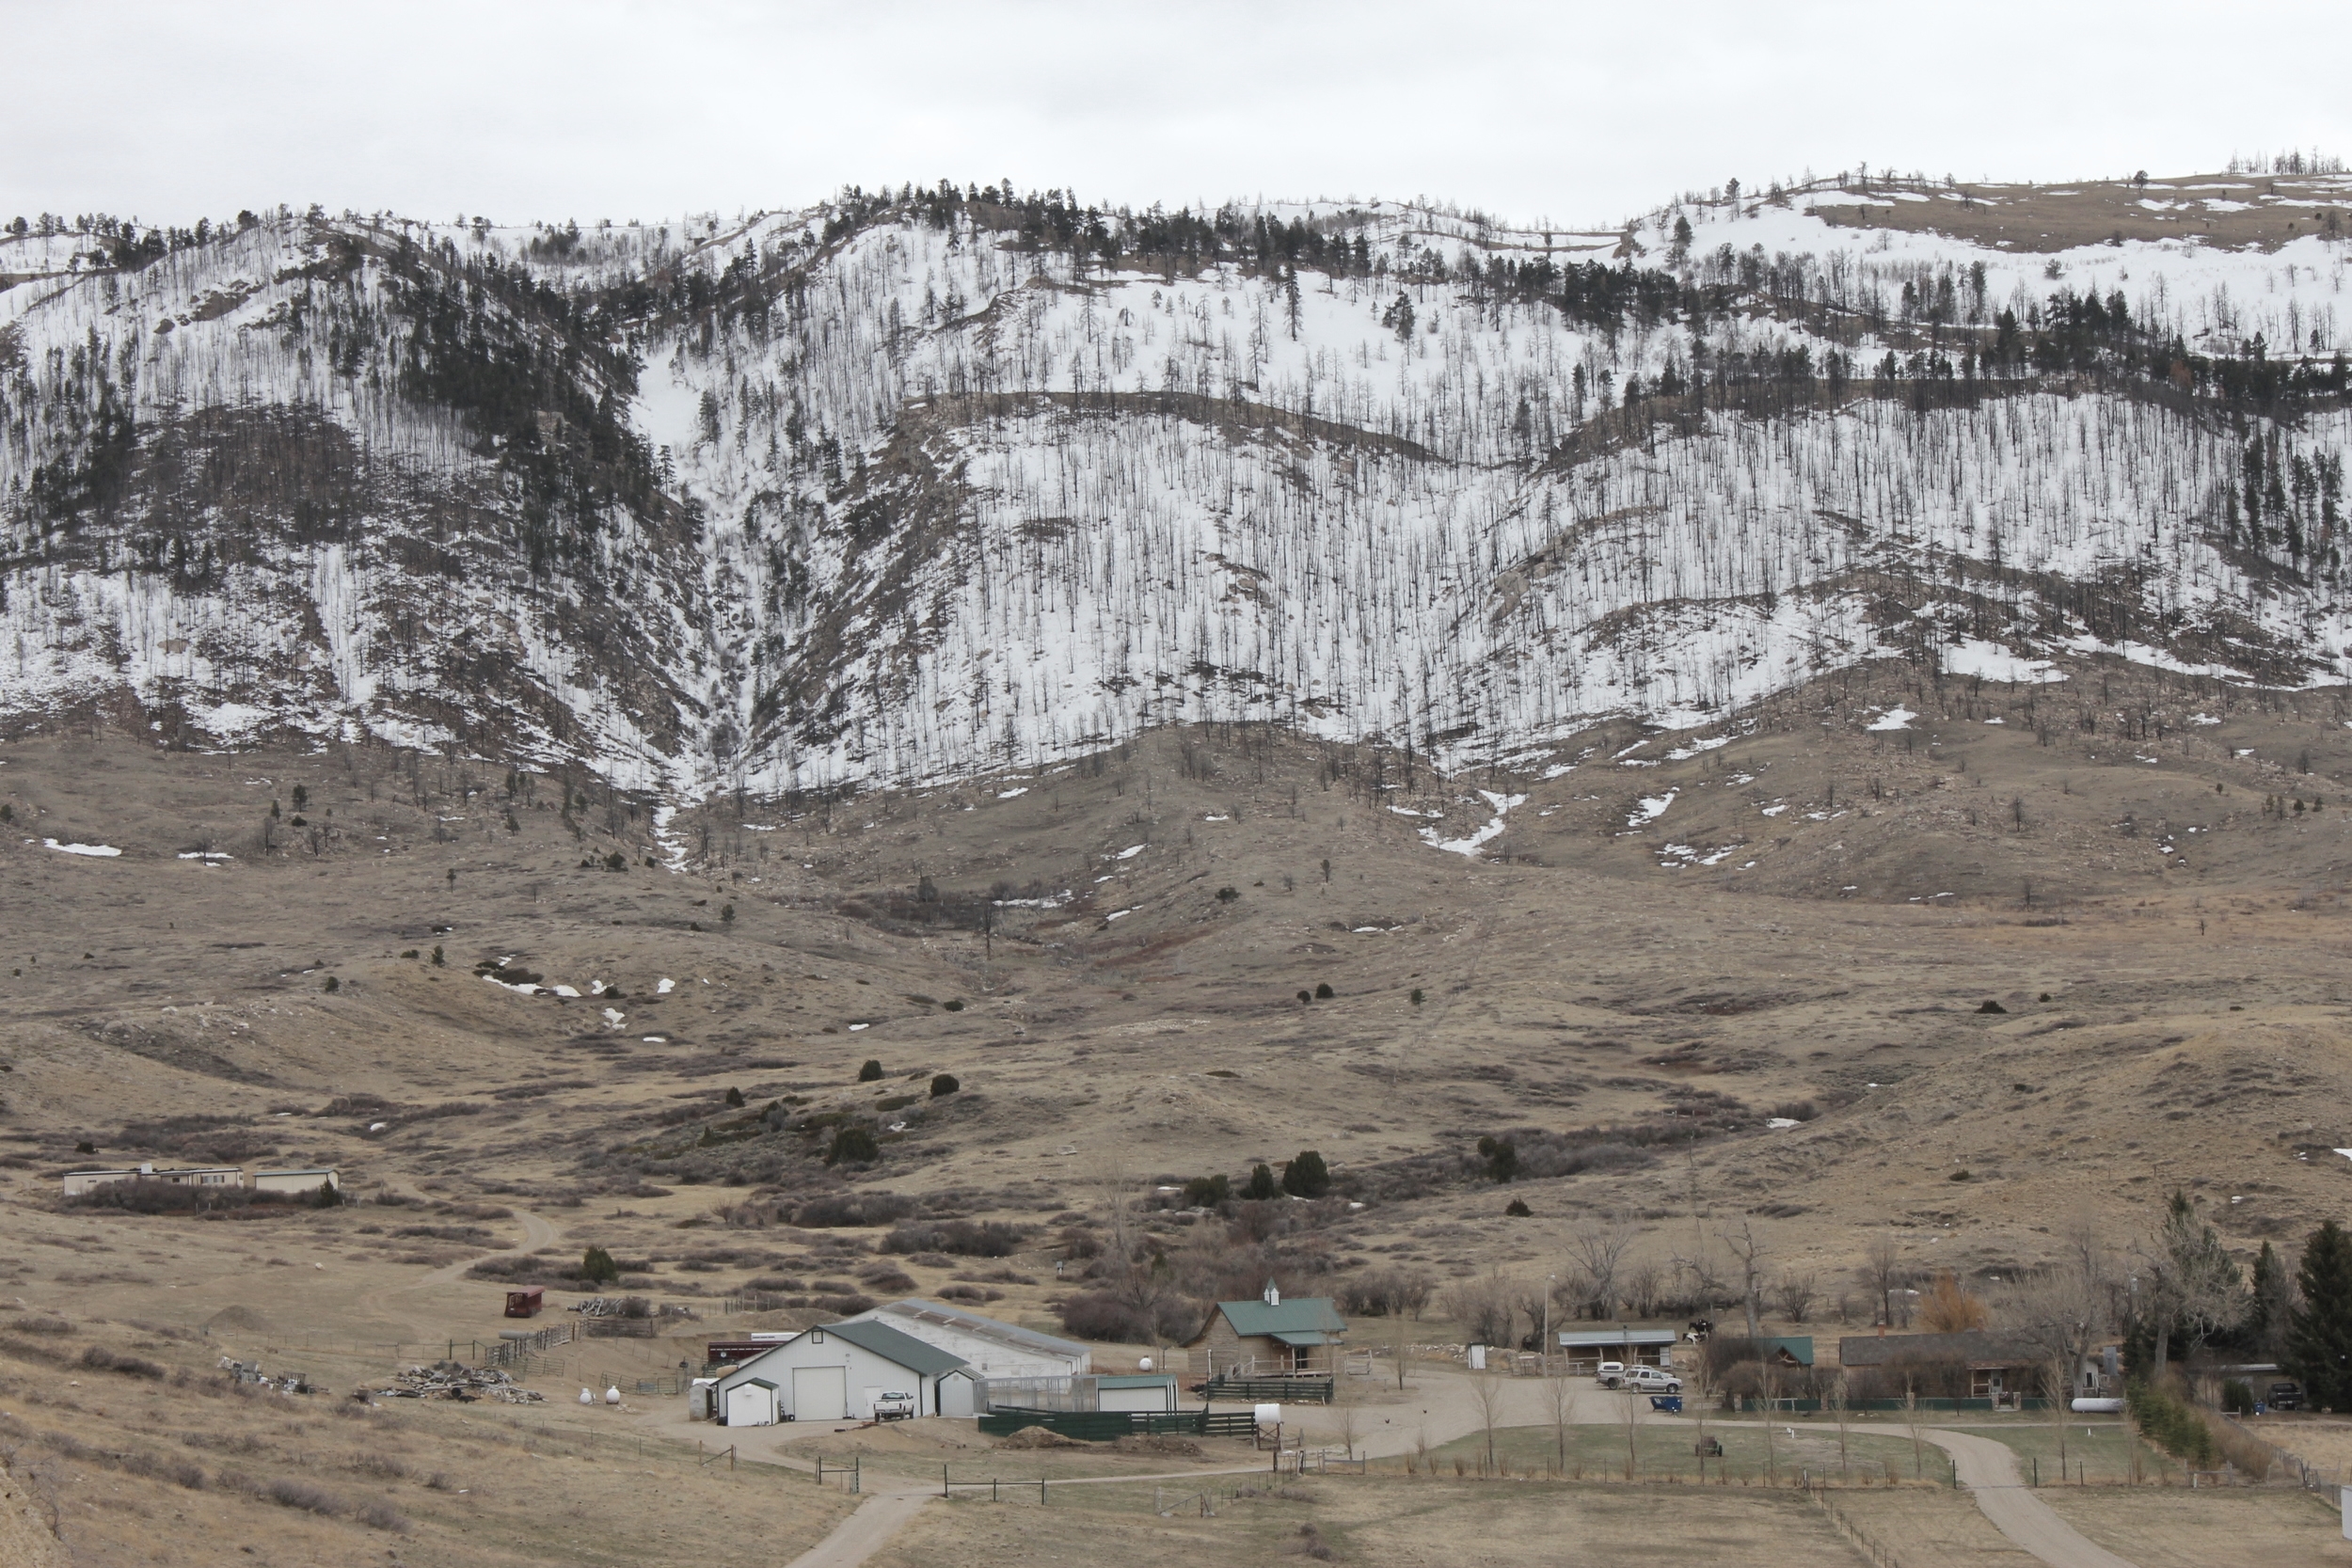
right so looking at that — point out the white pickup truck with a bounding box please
[871,1390,917,1421]
[1595,1363,1682,1393]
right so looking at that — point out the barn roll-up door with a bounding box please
[793,1366,848,1421]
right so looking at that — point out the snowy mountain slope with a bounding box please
[1,176,2347,799]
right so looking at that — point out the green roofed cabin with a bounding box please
[1185,1280,1346,1376]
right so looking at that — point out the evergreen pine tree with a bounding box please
[2287,1220,2352,1409]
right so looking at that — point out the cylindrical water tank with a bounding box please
[1254,1402,1280,1428]
[2070,1397,2124,1414]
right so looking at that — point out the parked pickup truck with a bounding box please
[872,1390,917,1421]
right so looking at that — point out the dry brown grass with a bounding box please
[2035,1487,2352,1567]
[0,1331,858,1567]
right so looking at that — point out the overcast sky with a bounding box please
[5,1,2348,230]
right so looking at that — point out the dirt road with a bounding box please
[1928,1426,2139,1568]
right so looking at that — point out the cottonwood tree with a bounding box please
[1720,1219,1770,1339]
[1564,1212,1640,1321]
[2139,1191,2243,1375]
[1859,1232,1907,1327]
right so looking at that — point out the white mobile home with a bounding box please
[838,1298,1092,1380]
[62,1164,242,1196]
[707,1320,969,1426]
[250,1167,341,1195]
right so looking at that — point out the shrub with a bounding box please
[2128,1378,2217,1465]
[721,903,735,924]
[264,1478,345,1515]
[1477,1135,1519,1183]
[580,1245,620,1284]
[943,999,964,1011]
[1296,990,1311,1004]
[826,1125,881,1165]
[1978,1000,2007,1014]
[790,1192,914,1227]
[724,1085,746,1107]
[1242,1164,1279,1201]
[881,1219,1027,1258]
[930,1073,961,1098]
[1410,988,1424,1005]
[1216,886,1239,902]
[323,975,340,993]
[1314,982,1334,999]
[1183,1173,1230,1208]
[1281,1150,1330,1198]
[2221,1377,2256,1415]
[1504,1198,1532,1217]
[857,1059,884,1083]
[357,1501,411,1532]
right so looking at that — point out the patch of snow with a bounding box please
[1105,908,1136,921]
[2188,713,2220,725]
[601,1007,625,1027]
[996,786,1028,799]
[1865,705,1917,732]
[550,984,580,998]
[44,840,121,857]
[641,1036,666,1044]
[1664,736,1732,760]
[1541,763,1576,779]
[1114,844,1147,860]
[1944,639,2065,684]
[1627,790,1677,827]
[1419,789,1526,857]
[1767,1117,1802,1130]
[849,1022,869,1031]
[1760,803,1788,816]
[657,976,676,994]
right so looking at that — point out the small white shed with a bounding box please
[707,1320,970,1425]
[1095,1374,1179,1413]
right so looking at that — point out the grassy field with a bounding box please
[865,1474,1909,1568]
[0,1323,858,1568]
[2035,1487,2352,1568]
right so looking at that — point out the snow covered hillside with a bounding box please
[2,172,2348,798]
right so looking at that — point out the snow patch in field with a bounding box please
[1664,736,1732,760]
[1767,1117,1802,1130]
[1113,844,1147,860]
[996,786,1028,799]
[1541,763,1577,779]
[550,985,580,998]
[43,840,120,857]
[1420,790,1525,856]
[1865,705,1917,732]
[601,1007,626,1027]
[1943,639,2065,685]
[1627,790,1677,827]
[656,977,675,994]
[177,850,232,862]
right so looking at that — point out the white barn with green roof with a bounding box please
[707,1319,972,1425]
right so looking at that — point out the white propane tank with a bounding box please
[1137,1356,1152,1372]
[579,1387,595,1405]
[2070,1397,2124,1415]
[605,1386,622,1406]
[1254,1402,1281,1429]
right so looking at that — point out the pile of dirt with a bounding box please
[1110,1433,1203,1457]
[993,1425,1091,1449]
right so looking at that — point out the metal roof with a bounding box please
[1097,1374,1176,1389]
[867,1298,1090,1362]
[1558,1329,1679,1348]
[1836,1331,2036,1369]
[819,1318,971,1377]
[1209,1296,1346,1339]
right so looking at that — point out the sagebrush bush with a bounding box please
[880,1218,1027,1258]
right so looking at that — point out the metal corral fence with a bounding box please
[482,1323,575,1365]
[978,1407,1260,1441]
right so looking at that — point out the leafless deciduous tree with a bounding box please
[1469,1370,1506,1474]
[1772,1270,1818,1324]
[1860,1231,1906,1327]
[1564,1212,1641,1320]
[1719,1219,1771,1339]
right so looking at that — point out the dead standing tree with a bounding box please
[1720,1219,1771,1340]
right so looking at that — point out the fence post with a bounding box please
[944,1464,950,1498]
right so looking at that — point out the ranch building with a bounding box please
[707,1320,974,1426]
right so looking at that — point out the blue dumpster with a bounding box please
[1649,1395,1684,1414]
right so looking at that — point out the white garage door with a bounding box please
[724,1383,774,1427]
[793,1366,848,1422]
